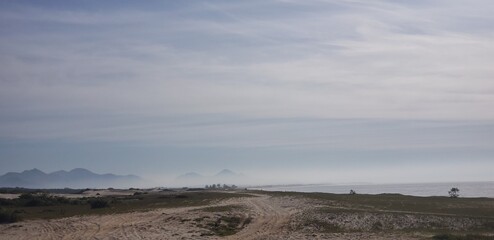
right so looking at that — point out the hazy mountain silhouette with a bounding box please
[176,172,204,180]
[215,169,237,177]
[212,169,246,184]
[174,169,248,187]
[0,168,142,188]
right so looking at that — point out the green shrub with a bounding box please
[89,199,110,209]
[17,193,75,207]
[20,193,52,206]
[19,193,70,206]
[0,198,15,206]
[433,234,494,240]
[0,209,21,224]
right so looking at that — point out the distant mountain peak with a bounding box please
[215,169,236,176]
[26,168,42,172]
[70,168,92,173]
[22,168,46,175]
[177,172,203,179]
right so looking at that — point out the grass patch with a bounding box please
[260,191,494,219]
[0,188,86,194]
[0,209,21,224]
[0,191,252,222]
[89,198,110,209]
[199,204,244,213]
[18,193,81,207]
[302,219,343,233]
[207,216,244,236]
[433,234,494,240]
[257,190,494,234]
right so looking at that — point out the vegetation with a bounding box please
[449,187,460,198]
[259,190,494,236]
[205,184,237,190]
[204,183,237,190]
[206,216,246,236]
[0,208,21,223]
[0,191,252,222]
[433,234,494,240]
[19,193,75,207]
[0,193,86,207]
[89,198,110,209]
[301,219,342,233]
[0,188,86,194]
[261,190,494,218]
[191,203,250,236]
[199,204,244,213]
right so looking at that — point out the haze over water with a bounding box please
[259,182,494,198]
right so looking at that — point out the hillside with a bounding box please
[0,168,142,188]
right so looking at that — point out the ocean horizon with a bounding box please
[254,181,494,198]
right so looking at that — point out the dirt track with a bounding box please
[0,205,212,240]
[226,194,292,240]
[0,194,299,240]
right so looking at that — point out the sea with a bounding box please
[255,181,494,198]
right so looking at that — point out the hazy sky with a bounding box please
[1,0,493,185]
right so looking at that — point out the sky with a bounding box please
[1,0,493,186]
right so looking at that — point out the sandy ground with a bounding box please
[0,193,20,199]
[79,189,137,198]
[0,193,480,240]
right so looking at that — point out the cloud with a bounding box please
[1,0,493,150]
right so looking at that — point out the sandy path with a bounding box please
[226,194,292,240]
[0,205,211,240]
[0,193,297,240]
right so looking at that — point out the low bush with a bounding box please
[89,199,110,209]
[207,216,243,236]
[433,234,494,240]
[0,209,21,224]
[19,193,72,207]
[0,198,15,206]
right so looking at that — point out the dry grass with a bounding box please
[0,191,252,222]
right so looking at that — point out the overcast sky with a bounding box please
[1,0,493,185]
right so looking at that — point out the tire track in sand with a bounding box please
[0,194,295,240]
[227,194,292,240]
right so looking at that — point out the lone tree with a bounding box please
[448,187,460,198]
[349,189,356,195]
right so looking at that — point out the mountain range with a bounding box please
[0,168,142,189]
